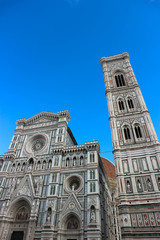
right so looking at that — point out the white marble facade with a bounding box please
[0,111,117,240]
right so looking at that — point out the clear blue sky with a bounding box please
[0,0,160,163]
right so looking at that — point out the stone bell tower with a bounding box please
[100,52,160,239]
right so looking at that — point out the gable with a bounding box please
[61,192,82,218]
[12,175,35,200]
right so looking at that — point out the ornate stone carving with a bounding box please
[7,178,16,197]
[46,207,52,224]
[90,206,96,223]
[17,181,31,197]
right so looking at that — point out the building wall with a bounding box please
[100,52,160,239]
[0,111,115,240]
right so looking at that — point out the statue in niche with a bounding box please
[22,163,26,172]
[80,157,83,166]
[73,158,76,166]
[127,180,131,192]
[37,161,41,170]
[42,161,46,170]
[66,158,69,167]
[16,178,21,186]
[71,182,78,191]
[17,164,21,172]
[147,178,152,190]
[36,176,43,195]
[137,179,142,191]
[90,206,96,223]
[28,158,34,171]
[46,208,52,224]
[48,160,52,169]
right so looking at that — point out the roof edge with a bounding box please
[100,52,129,65]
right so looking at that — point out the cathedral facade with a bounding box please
[0,111,118,240]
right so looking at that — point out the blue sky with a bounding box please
[0,0,160,162]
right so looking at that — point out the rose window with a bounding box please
[65,175,83,193]
[25,134,47,154]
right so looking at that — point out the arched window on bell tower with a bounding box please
[115,73,126,87]
[134,124,143,139]
[127,98,134,110]
[123,125,132,142]
[118,99,125,112]
[124,127,131,140]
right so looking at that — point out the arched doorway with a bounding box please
[61,213,82,240]
[10,231,24,240]
[7,198,31,240]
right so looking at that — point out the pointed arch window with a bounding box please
[118,100,125,111]
[134,125,142,139]
[115,74,126,87]
[127,98,134,109]
[123,127,131,140]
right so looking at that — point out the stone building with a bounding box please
[1,52,159,240]
[100,52,160,239]
[0,110,118,240]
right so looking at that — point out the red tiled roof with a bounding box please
[101,157,116,179]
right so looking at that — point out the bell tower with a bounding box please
[100,53,160,239]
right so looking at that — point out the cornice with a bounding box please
[3,150,16,161]
[100,52,129,65]
[108,110,149,121]
[113,142,160,153]
[51,141,100,154]
[105,84,139,95]
[16,110,71,126]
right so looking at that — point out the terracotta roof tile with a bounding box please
[101,157,116,179]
